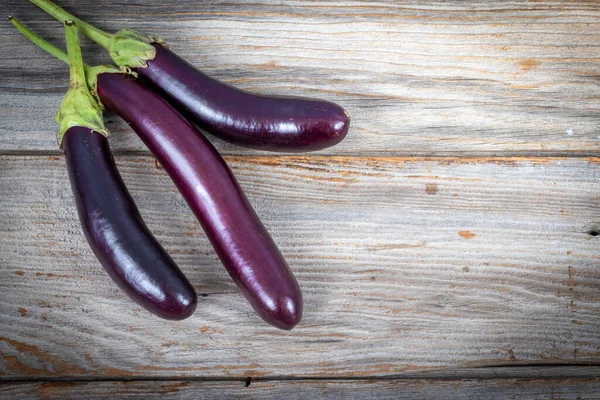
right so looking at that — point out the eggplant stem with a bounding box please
[29,0,112,49]
[10,17,124,102]
[55,21,108,145]
[9,16,68,64]
[64,21,85,89]
[28,0,158,69]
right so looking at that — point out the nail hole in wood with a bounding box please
[245,377,252,387]
[588,229,599,237]
[201,293,208,297]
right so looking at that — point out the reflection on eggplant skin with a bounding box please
[136,43,350,152]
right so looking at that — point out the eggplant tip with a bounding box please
[156,291,198,321]
[266,295,303,330]
[328,107,350,142]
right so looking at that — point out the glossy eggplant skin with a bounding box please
[63,127,197,320]
[134,44,349,152]
[97,73,302,329]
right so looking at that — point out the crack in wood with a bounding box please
[2,365,600,384]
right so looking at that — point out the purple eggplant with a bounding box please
[64,127,197,320]
[29,0,350,152]
[137,44,350,152]
[26,19,197,320]
[97,73,303,330]
[12,17,302,329]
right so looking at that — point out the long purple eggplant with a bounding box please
[29,0,350,152]
[137,44,349,152]
[64,127,197,320]
[32,19,197,320]
[97,73,302,330]
[12,18,302,329]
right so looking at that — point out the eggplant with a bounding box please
[97,72,302,330]
[34,19,197,320]
[64,127,197,320]
[12,18,302,329]
[137,44,350,152]
[29,0,351,152]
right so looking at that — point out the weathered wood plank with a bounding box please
[0,155,598,378]
[2,377,600,400]
[1,1,599,154]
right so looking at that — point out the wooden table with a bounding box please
[1,1,599,398]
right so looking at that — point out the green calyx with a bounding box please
[55,21,108,146]
[108,29,161,68]
[85,65,129,97]
[55,83,108,145]
[29,0,162,69]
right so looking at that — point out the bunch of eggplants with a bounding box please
[10,0,350,330]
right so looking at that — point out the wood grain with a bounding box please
[1,0,600,392]
[2,378,600,400]
[0,155,598,378]
[1,0,599,154]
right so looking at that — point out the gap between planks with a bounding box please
[0,150,599,158]
[2,365,600,384]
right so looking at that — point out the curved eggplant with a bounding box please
[28,0,350,152]
[63,127,197,320]
[135,44,350,152]
[97,73,302,330]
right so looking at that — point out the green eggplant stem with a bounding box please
[9,16,124,99]
[29,0,160,68]
[9,16,67,63]
[55,21,108,146]
[29,0,111,48]
[65,21,85,89]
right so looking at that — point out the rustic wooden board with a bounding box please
[0,155,598,378]
[2,0,600,154]
[2,378,600,400]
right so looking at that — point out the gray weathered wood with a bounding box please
[2,378,600,400]
[2,2,600,392]
[1,1,599,154]
[0,155,598,378]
